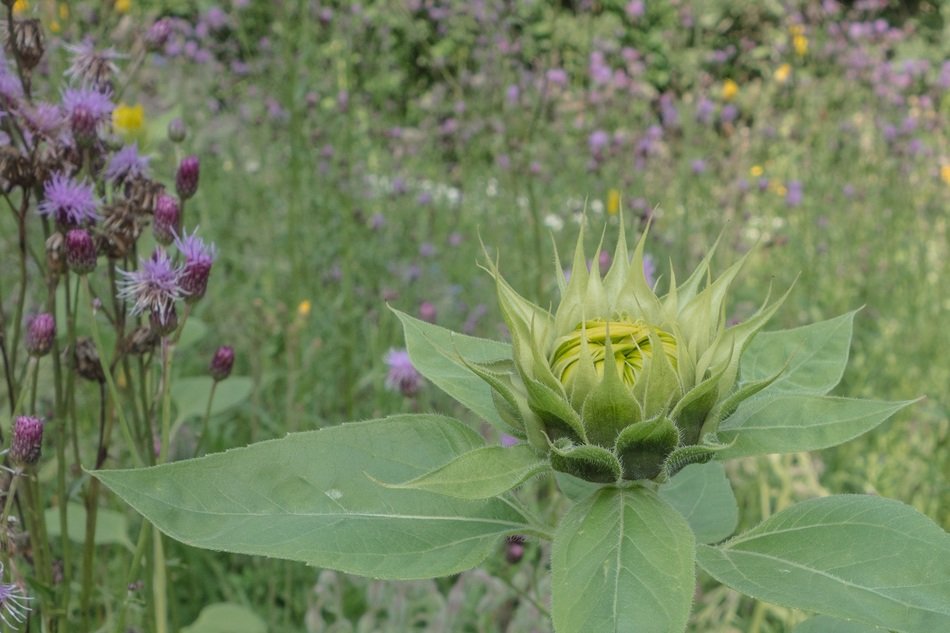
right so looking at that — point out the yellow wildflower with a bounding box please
[940,164,950,185]
[112,103,145,141]
[297,300,312,317]
[12,0,29,15]
[50,20,61,33]
[793,35,809,57]
[607,189,621,216]
[721,79,739,101]
[114,0,131,13]
[770,181,788,197]
[789,25,805,37]
[750,165,764,178]
[59,2,69,19]
[774,63,792,84]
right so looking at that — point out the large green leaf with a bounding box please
[383,444,550,499]
[716,395,913,458]
[792,616,887,633]
[180,603,266,633]
[552,486,695,633]
[696,495,950,633]
[95,415,533,580]
[741,311,857,396]
[394,309,512,429]
[658,462,737,544]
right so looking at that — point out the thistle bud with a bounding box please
[209,346,234,382]
[175,230,215,303]
[65,228,97,274]
[26,313,56,357]
[11,19,45,71]
[153,194,180,245]
[175,155,200,200]
[73,337,105,383]
[167,118,187,144]
[10,416,44,466]
[46,232,66,276]
[505,536,525,564]
[150,304,178,337]
[145,18,173,51]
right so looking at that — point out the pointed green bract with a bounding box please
[552,486,695,633]
[550,440,622,483]
[95,415,533,579]
[696,495,950,633]
[615,416,679,480]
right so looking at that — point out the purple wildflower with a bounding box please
[0,62,23,107]
[23,102,65,140]
[786,180,804,207]
[695,97,715,125]
[105,144,151,185]
[720,104,739,124]
[691,158,707,175]
[500,434,520,447]
[64,41,122,88]
[175,229,216,303]
[38,173,100,227]
[0,567,30,628]
[117,249,184,326]
[419,301,437,323]
[384,349,423,397]
[588,129,610,157]
[61,86,113,141]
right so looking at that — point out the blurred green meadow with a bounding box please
[2,0,948,631]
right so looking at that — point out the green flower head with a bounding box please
[477,222,791,483]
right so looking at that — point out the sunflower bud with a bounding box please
[477,223,790,484]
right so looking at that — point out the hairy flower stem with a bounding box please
[114,520,150,633]
[193,380,218,458]
[81,276,144,468]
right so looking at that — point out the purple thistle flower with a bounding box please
[695,97,715,125]
[384,348,423,397]
[0,62,23,107]
[419,301,437,323]
[64,41,122,88]
[23,102,66,140]
[38,173,100,227]
[61,85,113,141]
[10,416,44,466]
[105,144,151,185]
[720,104,739,124]
[174,229,216,303]
[26,313,56,357]
[117,249,184,326]
[0,567,30,628]
[691,158,707,175]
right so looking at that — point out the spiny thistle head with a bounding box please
[175,229,215,303]
[25,313,55,357]
[10,416,44,466]
[209,345,234,382]
[65,228,97,274]
[478,221,790,483]
[117,248,183,328]
[153,194,180,245]
[176,155,200,200]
